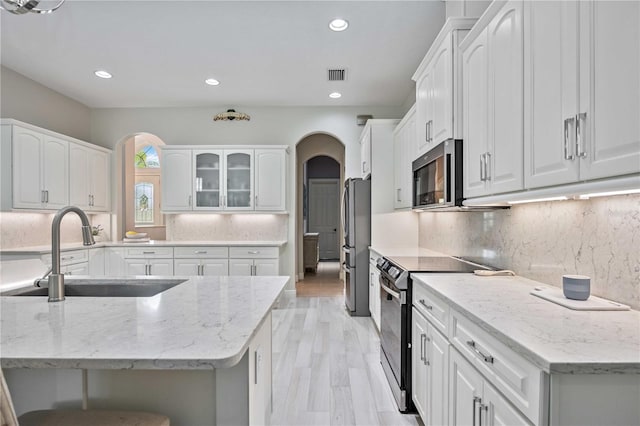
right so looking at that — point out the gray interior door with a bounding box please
[308,178,340,260]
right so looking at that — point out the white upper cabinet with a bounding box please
[487,0,524,195]
[1,121,111,212]
[224,149,254,210]
[578,0,640,180]
[462,28,490,199]
[161,149,193,211]
[525,0,639,189]
[462,1,524,198]
[255,149,286,211]
[70,144,111,212]
[161,146,287,212]
[11,125,69,210]
[193,150,223,210]
[360,125,372,179]
[413,18,476,156]
[393,105,416,209]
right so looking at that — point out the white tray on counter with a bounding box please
[530,286,630,311]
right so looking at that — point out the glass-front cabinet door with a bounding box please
[224,150,254,210]
[193,150,223,210]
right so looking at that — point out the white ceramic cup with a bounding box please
[562,274,591,300]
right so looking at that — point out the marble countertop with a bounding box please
[0,275,288,370]
[1,240,288,255]
[411,273,640,374]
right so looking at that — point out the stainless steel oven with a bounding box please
[376,255,493,413]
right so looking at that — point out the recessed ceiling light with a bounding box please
[329,18,349,32]
[94,70,112,79]
[205,78,220,86]
[329,92,342,99]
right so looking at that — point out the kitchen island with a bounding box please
[1,275,288,425]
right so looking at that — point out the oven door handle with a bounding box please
[380,281,401,300]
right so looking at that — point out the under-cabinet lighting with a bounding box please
[329,18,349,32]
[507,196,569,205]
[578,188,640,199]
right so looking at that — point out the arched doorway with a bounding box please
[113,133,166,241]
[295,133,345,295]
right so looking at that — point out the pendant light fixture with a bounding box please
[1,0,65,14]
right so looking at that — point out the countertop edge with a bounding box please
[1,240,288,255]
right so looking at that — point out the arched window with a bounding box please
[135,145,160,168]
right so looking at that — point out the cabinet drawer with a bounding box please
[412,277,449,335]
[124,247,173,258]
[42,249,88,267]
[173,246,228,258]
[449,309,543,425]
[229,246,278,259]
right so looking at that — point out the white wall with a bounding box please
[0,66,92,141]
[91,105,404,288]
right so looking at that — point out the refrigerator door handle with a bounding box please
[341,263,351,273]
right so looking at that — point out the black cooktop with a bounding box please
[387,256,492,273]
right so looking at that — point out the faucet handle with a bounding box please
[34,267,53,287]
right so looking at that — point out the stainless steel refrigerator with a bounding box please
[341,178,371,316]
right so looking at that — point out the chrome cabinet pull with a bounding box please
[419,299,433,310]
[563,117,576,160]
[41,190,45,203]
[480,154,485,182]
[420,333,425,362]
[473,396,481,426]
[45,190,49,203]
[188,195,192,207]
[576,112,587,158]
[248,250,260,254]
[194,250,207,254]
[370,272,374,287]
[397,188,401,202]
[484,152,491,181]
[466,340,494,364]
[478,402,488,426]
[143,251,155,254]
[255,195,258,206]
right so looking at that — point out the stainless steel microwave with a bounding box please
[412,139,463,210]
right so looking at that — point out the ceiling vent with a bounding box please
[327,68,347,81]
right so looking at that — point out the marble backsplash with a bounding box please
[165,214,288,241]
[0,212,112,249]
[418,194,640,309]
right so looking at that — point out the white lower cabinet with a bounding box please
[123,247,174,276]
[249,313,272,425]
[229,246,279,276]
[368,256,381,331]
[61,262,89,276]
[124,258,173,276]
[174,259,228,276]
[412,307,449,426]
[450,349,530,426]
[229,258,278,276]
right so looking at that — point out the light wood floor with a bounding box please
[296,262,344,297]
[272,265,421,426]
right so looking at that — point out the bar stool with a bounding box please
[1,369,170,426]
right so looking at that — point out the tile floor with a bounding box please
[272,262,421,425]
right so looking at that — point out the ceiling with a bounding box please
[1,1,446,108]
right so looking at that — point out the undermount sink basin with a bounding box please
[2,278,187,298]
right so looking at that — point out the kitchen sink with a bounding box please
[1,278,187,298]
